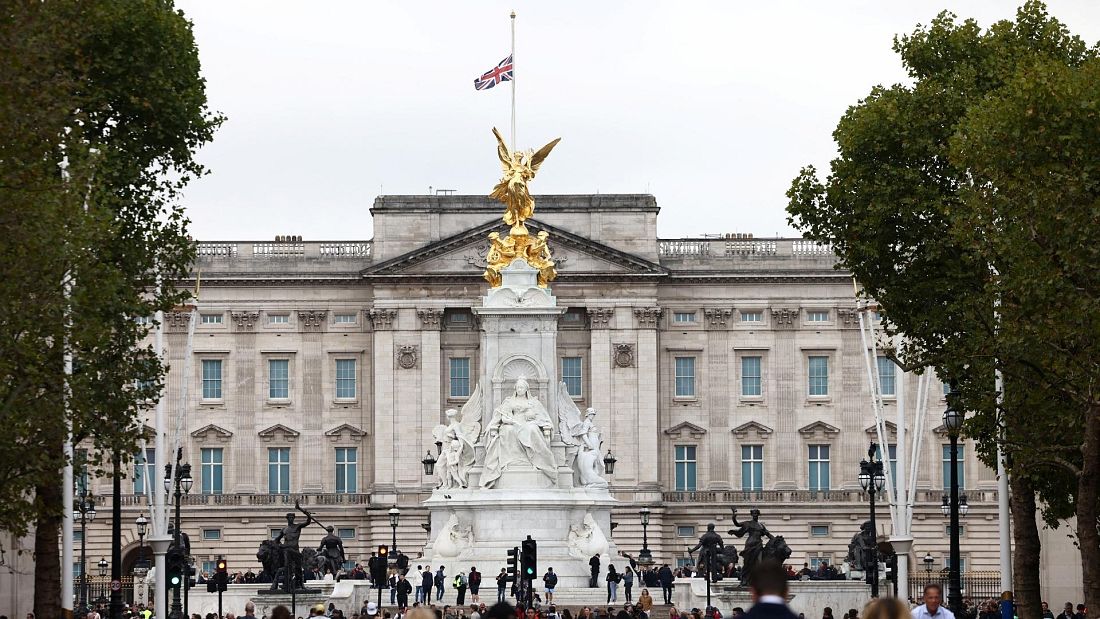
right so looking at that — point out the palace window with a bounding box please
[133,448,156,494]
[338,528,355,540]
[200,313,222,324]
[807,310,830,322]
[808,356,828,396]
[201,359,223,400]
[741,311,763,323]
[674,445,697,491]
[674,357,696,398]
[673,312,696,323]
[562,357,582,397]
[268,447,291,494]
[269,359,290,399]
[335,359,357,399]
[335,447,357,494]
[877,356,896,396]
[741,445,763,491]
[811,525,830,537]
[449,357,471,398]
[200,448,223,495]
[942,444,965,489]
[808,444,831,491]
[269,314,289,324]
[741,356,762,397]
[202,529,221,541]
[334,313,357,324]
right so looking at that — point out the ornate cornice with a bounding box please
[664,421,707,439]
[417,308,443,330]
[770,308,800,327]
[704,308,732,330]
[732,421,774,440]
[587,308,615,329]
[633,307,662,329]
[166,311,192,332]
[369,308,397,331]
[837,307,860,327]
[297,310,327,331]
[230,311,260,330]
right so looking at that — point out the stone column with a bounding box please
[298,310,327,492]
[588,307,614,455]
[229,311,260,493]
[705,309,732,489]
[838,308,866,488]
[417,308,443,489]
[772,308,800,489]
[634,307,662,490]
[369,308,397,493]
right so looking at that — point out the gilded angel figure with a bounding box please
[489,127,561,234]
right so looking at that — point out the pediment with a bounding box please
[798,421,840,438]
[258,424,300,442]
[361,219,667,282]
[865,421,898,437]
[139,424,157,440]
[325,423,367,442]
[191,424,233,443]
[732,421,774,439]
[664,421,707,439]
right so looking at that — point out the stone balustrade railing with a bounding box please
[195,241,373,260]
[109,492,373,507]
[657,237,833,260]
[661,488,998,504]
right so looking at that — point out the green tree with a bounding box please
[0,1,221,615]
[786,2,1098,614]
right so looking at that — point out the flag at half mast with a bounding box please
[474,55,513,90]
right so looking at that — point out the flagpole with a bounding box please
[510,10,516,152]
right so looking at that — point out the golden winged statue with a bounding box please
[489,127,561,235]
[483,128,562,289]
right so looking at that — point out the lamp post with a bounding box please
[638,507,654,566]
[74,487,97,615]
[943,386,966,616]
[603,450,617,475]
[135,514,149,571]
[421,451,437,477]
[97,557,109,609]
[858,442,886,597]
[389,506,401,560]
[923,552,934,573]
[165,448,193,619]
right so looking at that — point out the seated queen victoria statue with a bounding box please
[481,376,557,488]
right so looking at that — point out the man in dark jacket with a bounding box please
[396,573,414,611]
[589,555,601,588]
[435,566,447,602]
[422,567,435,605]
[657,564,675,605]
[743,561,797,619]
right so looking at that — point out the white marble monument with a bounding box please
[422,260,618,586]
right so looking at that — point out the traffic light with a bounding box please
[371,546,389,584]
[186,564,197,590]
[520,536,537,580]
[885,554,898,583]
[216,556,229,592]
[505,546,519,583]
[166,548,184,589]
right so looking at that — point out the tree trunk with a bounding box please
[33,479,62,619]
[1076,408,1100,614]
[1009,471,1041,619]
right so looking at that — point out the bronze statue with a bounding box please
[846,520,876,571]
[686,523,725,581]
[729,508,774,586]
[271,501,316,592]
[317,526,347,576]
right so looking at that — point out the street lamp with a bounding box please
[638,507,654,566]
[74,488,96,615]
[923,553,934,573]
[858,442,886,597]
[166,448,193,619]
[389,506,401,559]
[603,450,617,475]
[421,451,437,476]
[943,385,965,616]
[98,557,108,576]
[135,514,149,571]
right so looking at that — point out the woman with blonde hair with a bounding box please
[862,598,909,619]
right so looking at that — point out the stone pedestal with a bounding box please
[420,259,618,586]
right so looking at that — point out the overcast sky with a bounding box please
[176,1,1100,241]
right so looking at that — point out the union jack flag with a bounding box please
[474,55,513,91]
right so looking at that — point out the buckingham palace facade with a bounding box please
[70,194,1011,583]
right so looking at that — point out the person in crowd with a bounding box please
[623,566,635,603]
[543,567,559,603]
[912,584,955,619]
[590,555,602,588]
[497,568,509,603]
[607,564,621,603]
[469,567,483,604]
[241,601,259,619]
[658,564,675,605]
[271,606,293,619]
[823,609,834,619]
[435,566,447,603]
[1041,603,1055,619]
[638,589,654,616]
[863,599,910,619]
[743,561,797,619]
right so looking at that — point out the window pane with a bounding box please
[674,312,696,323]
[334,313,356,323]
[269,359,289,399]
[336,359,357,399]
[336,447,357,494]
[201,448,223,495]
[202,360,222,399]
[741,444,763,491]
[268,447,290,494]
[809,444,830,491]
[449,357,470,398]
[742,356,762,396]
[741,311,762,323]
[674,357,695,397]
[811,525,829,537]
[808,311,829,322]
[877,356,896,396]
[133,448,156,494]
[338,528,355,539]
[674,444,697,491]
[942,445,965,489]
[562,357,582,397]
[808,356,828,396]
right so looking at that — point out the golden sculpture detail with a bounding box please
[484,127,561,288]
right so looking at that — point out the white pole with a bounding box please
[894,368,911,598]
[996,368,1012,590]
[151,300,169,619]
[60,152,75,617]
[510,10,516,152]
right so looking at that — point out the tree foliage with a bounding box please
[1,0,221,613]
[786,1,1099,612]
